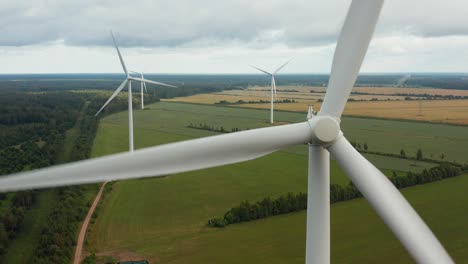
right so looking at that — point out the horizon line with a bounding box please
[1,72,467,75]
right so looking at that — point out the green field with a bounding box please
[97,102,468,163]
[88,102,468,263]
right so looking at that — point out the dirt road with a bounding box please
[73,182,107,264]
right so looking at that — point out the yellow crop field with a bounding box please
[164,86,468,125]
[234,100,468,125]
[343,99,468,124]
[165,87,406,104]
[353,86,468,96]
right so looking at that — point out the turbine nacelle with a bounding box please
[307,116,340,145]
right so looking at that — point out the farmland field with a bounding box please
[97,102,468,163]
[234,99,468,125]
[87,102,468,263]
[88,172,468,263]
[165,86,468,125]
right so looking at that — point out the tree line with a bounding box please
[215,99,297,105]
[349,141,455,166]
[208,163,465,228]
[187,122,244,133]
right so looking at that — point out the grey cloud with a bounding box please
[1,0,468,48]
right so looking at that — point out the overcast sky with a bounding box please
[1,0,468,74]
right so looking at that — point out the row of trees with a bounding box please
[209,163,465,228]
[391,164,461,189]
[350,141,369,151]
[215,99,297,105]
[187,122,244,133]
[351,142,430,160]
[209,193,308,227]
[350,143,451,165]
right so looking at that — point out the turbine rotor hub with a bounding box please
[308,116,340,145]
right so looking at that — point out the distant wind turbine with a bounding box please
[250,59,292,123]
[130,71,148,110]
[96,32,176,152]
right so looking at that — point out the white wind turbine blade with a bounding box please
[319,0,383,118]
[130,77,177,88]
[273,59,292,75]
[249,65,272,76]
[95,79,128,116]
[111,31,129,77]
[0,122,312,192]
[328,136,453,264]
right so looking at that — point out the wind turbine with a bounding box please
[250,59,291,124]
[96,32,176,152]
[130,71,148,110]
[0,1,454,263]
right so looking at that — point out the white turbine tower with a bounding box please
[96,32,176,152]
[0,2,454,263]
[250,59,291,124]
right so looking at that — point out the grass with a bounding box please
[86,101,466,263]
[99,101,468,163]
[157,173,468,264]
[91,167,468,264]
[341,116,468,164]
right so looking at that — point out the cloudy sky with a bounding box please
[1,0,467,74]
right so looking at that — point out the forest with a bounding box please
[2,72,468,91]
[0,78,222,263]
